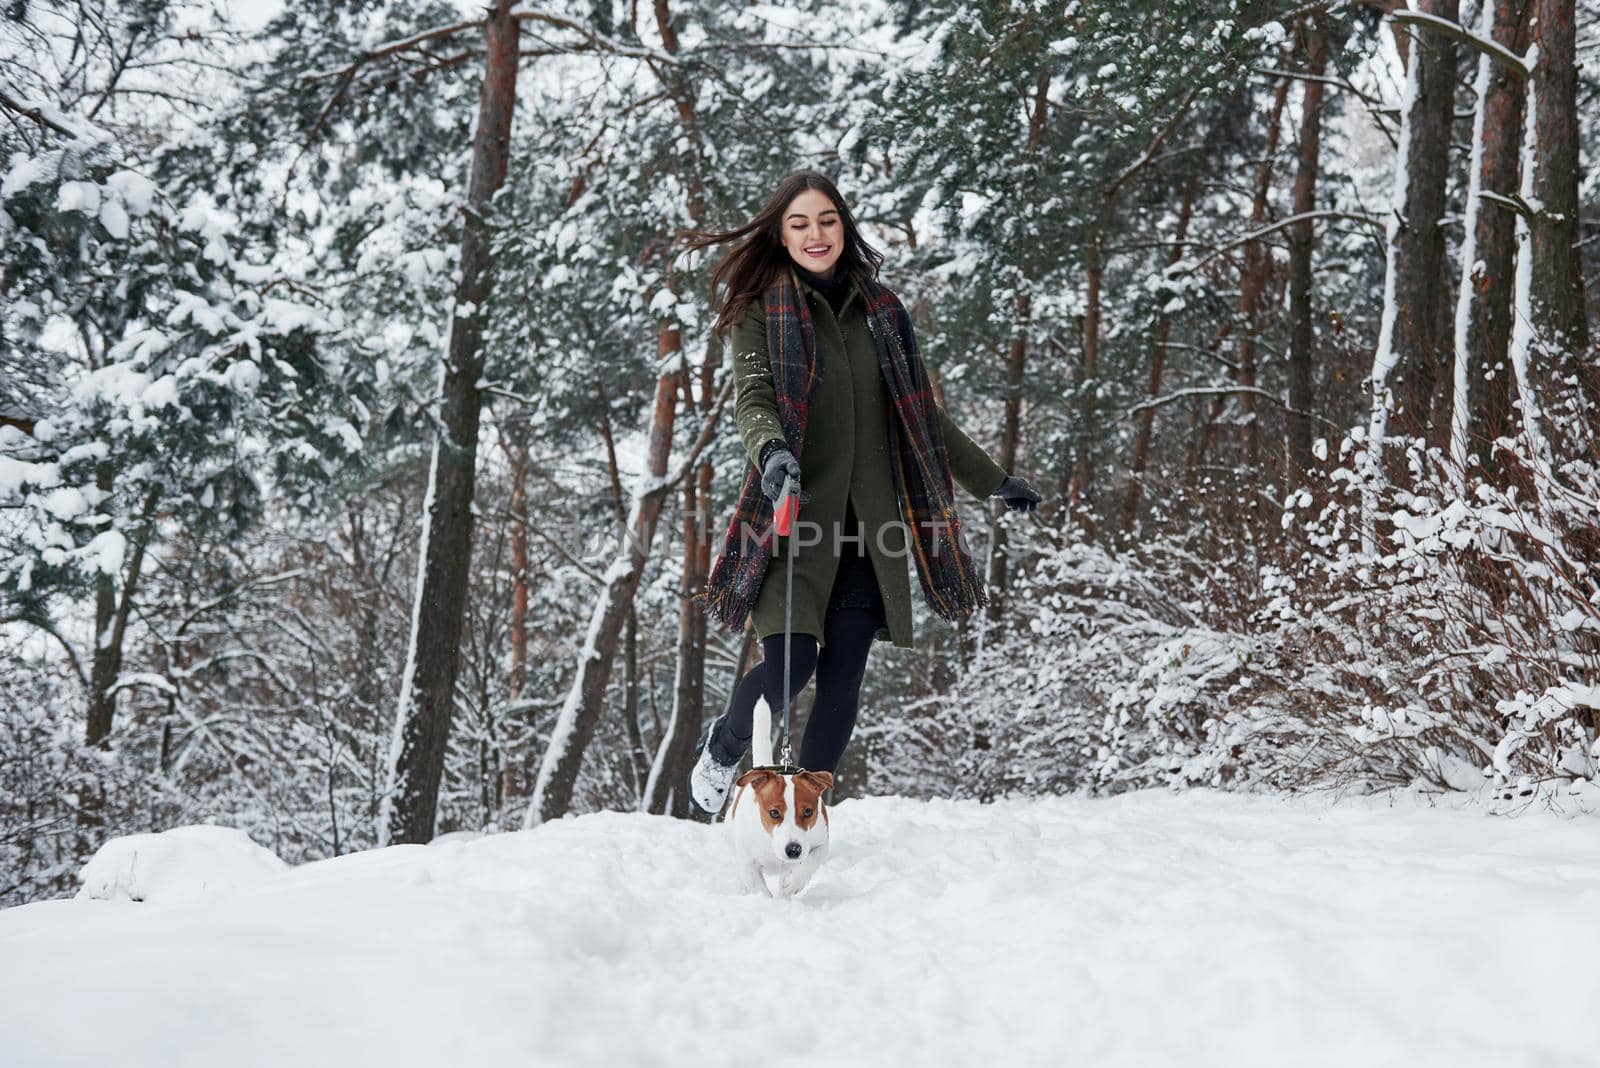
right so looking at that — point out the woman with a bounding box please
[686,171,1041,813]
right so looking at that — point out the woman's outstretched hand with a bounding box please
[761,446,809,506]
[993,474,1042,514]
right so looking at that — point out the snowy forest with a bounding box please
[3,0,1598,910]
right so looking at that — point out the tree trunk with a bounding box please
[1123,179,1198,533]
[1065,227,1102,539]
[1528,0,1591,405]
[647,331,723,817]
[86,525,117,749]
[1452,0,1531,476]
[508,448,529,701]
[1285,17,1328,484]
[1361,0,1460,553]
[1238,75,1297,492]
[986,292,1028,629]
[665,498,705,820]
[986,70,1050,626]
[623,608,646,801]
[500,433,530,809]
[529,318,686,825]
[1370,0,1459,451]
[85,475,157,749]
[381,0,521,846]
[596,380,649,800]
[653,355,714,818]
[1504,4,1568,491]
[1192,74,1291,477]
[684,355,718,798]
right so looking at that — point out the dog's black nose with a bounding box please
[785,842,802,859]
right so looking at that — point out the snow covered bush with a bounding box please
[0,667,187,907]
[863,403,1600,808]
[77,824,287,904]
[1274,410,1600,804]
[861,527,1298,800]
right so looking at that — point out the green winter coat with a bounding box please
[729,272,1009,651]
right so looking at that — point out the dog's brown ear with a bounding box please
[798,770,833,794]
[735,769,774,789]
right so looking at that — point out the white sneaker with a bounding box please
[690,715,742,814]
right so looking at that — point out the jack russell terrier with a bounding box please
[725,695,832,898]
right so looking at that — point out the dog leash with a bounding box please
[773,474,799,770]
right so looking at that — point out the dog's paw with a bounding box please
[738,866,771,897]
[775,874,811,898]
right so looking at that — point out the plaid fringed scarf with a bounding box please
[700,267,987,633]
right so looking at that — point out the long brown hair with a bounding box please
[679,171,885,341]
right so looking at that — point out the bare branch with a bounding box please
[639,374,736,505]
[1123,385,1339,428]
[1250,66,1386,109]
[694,38,884,56]
[519,517,608,584]
[1166,210,1385,278]
[512,7,677,63]
[1105,85,1200,200]
[301,18,486,82]
[1,615,89,688]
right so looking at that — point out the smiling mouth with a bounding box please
[804,246,831,256]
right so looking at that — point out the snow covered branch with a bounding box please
[0,90,81,139]
[1477,189,1534,220]
[1388,10,1531,75]
[1122,385,1336,428]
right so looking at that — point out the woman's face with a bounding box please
[779,188,844,275]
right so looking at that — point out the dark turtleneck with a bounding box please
[794,260,850,315]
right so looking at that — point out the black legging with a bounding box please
[712,606,881,775]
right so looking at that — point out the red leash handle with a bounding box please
[774,475,799,537]
[775,472,798,770]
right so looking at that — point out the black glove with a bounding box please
[993,474,1042,513]
[760,443,808,506]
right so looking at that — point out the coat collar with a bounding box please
[793,266,862,318]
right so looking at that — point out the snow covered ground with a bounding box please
[3,790,1598,1068]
